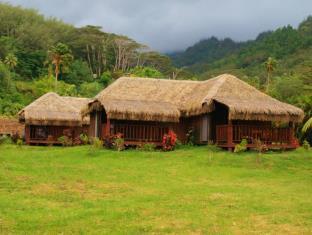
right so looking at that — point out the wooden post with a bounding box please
[25,125,30,144]
[227,120,233,151]
[105,118,110,137]
[95,111,98,138]
[289,122,295,147]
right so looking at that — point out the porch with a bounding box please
[216,124,297,150]
[25,125,87,145]
[110,122,169,146]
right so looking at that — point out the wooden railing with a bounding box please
[216,124,295,148]
[29,126,69,142]
[113,123,168,143]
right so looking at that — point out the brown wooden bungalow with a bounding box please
[18,92,91,145]
[85,74,304,150]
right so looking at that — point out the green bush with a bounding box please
[79,134,89,145]
[186,129,195,146]
[114,137,125,151]
[141,143,156,151]
[57,136,73,147]
[234,139,248,153]
[16,138,24,147]
[0,135,12,145]
[90,137,103,149]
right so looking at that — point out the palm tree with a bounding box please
[302,117,312,133]
[48,43,73,89]
[264,57,277,92]
[4,53,18,71]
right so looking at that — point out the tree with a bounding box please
[64,59,93,85]
[302,117,312,133]
[0,62,11,89]
[33,75,76,97]
[113,37,144,72]
[47,42,73,89]
[129,66,163,78]
[264,57,277,92]
[99,71,113,87]
[79,81,103,97]
[4,53,17,71]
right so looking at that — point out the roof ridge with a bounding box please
[62,96,91,100]
[118,76,202,84]
[201,75,227,104]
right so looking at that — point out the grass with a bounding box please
[0,145,311,234]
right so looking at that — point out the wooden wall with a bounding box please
[90,107,231,145]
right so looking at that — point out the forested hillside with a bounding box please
[0,3,188,116]
[170,37,246,68]
[171,17,312,140]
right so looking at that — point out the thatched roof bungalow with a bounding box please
[19,92,91,145]
[86,74,304,149]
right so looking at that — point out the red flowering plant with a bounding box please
[162,130,177,151]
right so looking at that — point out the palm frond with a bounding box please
[302,117,312,133]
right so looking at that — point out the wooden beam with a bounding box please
[105,117,110,137]
[227,121,233,151]
[25,125,30,144]
[289,121,295,146]
[95,111,98,138]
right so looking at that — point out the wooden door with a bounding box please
[200,115,211,142]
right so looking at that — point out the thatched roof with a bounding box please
[18,92,91,126]
[89,74,304,123]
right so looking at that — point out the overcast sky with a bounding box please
[4,0,312,52]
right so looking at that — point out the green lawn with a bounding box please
[0,145,311,234]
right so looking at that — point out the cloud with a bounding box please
[4,0,312,52]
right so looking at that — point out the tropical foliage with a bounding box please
[0,3,187,117]
[171,16,312,143]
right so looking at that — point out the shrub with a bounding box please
[254,139,268,154]
[11,132,20,144]
[104,133,125,151]
[174,139,183,149]
[88,137,103,156]
[141,143,156,151]
[234,139,248,153]
[162,130,177,151]
[114,136,125,151]
[16,138,24,147]
[57,135,73,147]
[79,133,89,145]
[303,140,310,150]
[104,135,114,149]
[90,137,103,149]
[0,135,12,145]
[186,128,195,145]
